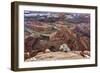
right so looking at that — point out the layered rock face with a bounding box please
[24,23,90,60]
[49,25,90,51]
[24,12,90,60]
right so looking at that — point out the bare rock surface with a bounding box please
[25,51,90,62]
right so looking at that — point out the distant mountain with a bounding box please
[24,11,90,23]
